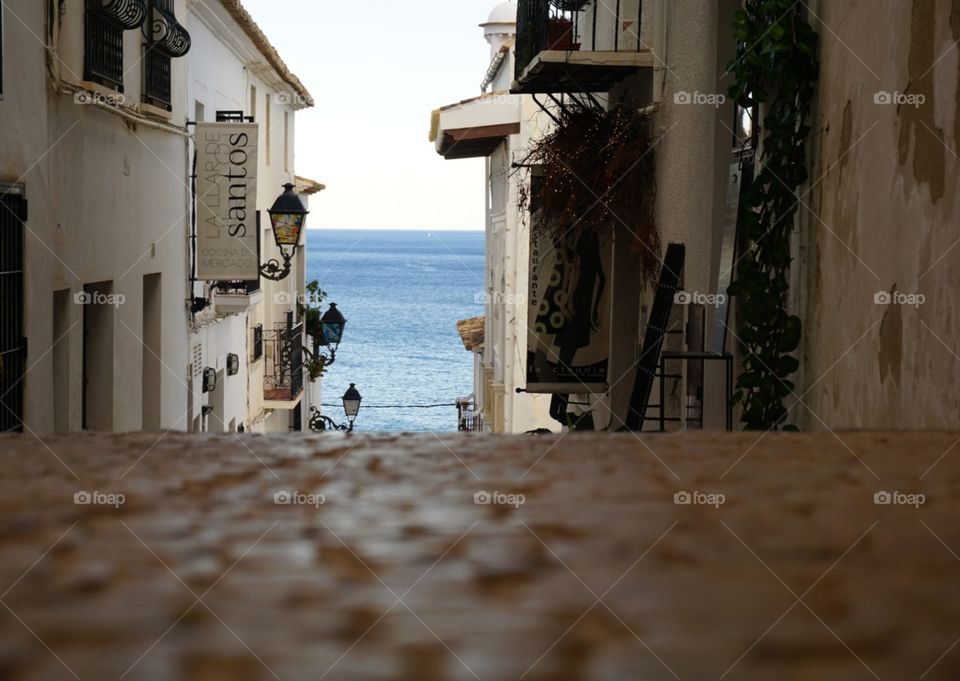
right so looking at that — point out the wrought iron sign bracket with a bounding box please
[309,407,353,433]
[259,251,295,282]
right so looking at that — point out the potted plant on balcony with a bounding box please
[546,16,580,51]
[303,352,328,381]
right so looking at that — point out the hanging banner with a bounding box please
[526,226,613,393]
[195,123,259,280]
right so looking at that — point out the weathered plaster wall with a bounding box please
[1,1,191,433]
[0,0,56,433]
[803,0,960,428]
[655,0,720,299]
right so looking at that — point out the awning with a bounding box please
[438,123,521,160]
[431,92,522,160]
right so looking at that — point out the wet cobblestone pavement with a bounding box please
[1,431,959,680]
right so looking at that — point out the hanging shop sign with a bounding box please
[526,226,613,393]
[195,122,259,280]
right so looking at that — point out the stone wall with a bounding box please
[802,0,960,428]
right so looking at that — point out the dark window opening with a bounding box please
[0,187,26,433]
[143,48,171,110]
[253,325,264,361]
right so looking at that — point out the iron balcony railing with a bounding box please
[264,321,303,403]
[515,0,645,82]
[215,280,262,296]
[457,400,484,433]
[142,0,192,111]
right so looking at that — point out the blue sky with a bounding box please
[242,0,502,230]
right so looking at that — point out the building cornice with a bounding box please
[188,0,314,109]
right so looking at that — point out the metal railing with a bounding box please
[457,400,484,432]
[84,4,126,90]
[142,49,172,110]
[263,322,303,402]
[142,0,192,110]
[216,280,262,296]
[515,0,644,80]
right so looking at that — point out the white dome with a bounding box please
[484,1,517,25]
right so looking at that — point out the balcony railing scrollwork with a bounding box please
[141,0,191,110]
[100,0,149,30]
[143,0,191,58]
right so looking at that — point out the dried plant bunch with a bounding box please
[519,104,660,283]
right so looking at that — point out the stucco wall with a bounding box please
[654,0,722,299]
[187,4,306,434]
[2,1,192,433]
[1,0,308,435]
[802,0,960,428]
[188,314,250,431]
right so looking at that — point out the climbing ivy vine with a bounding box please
[726,0,819,430]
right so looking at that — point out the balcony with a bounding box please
[213,279,263,314]
[456,397,485,432]
[512,0,654,95]
[263,321,303,408]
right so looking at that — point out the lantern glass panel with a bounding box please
[342,383,362,419]
[270,212,305,247]
[343,398,361,419]
[322,321,344,346]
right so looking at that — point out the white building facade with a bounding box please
[0,0,316,435]
[432,1,557,433]
[186,0,316,434]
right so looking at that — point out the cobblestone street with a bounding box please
[1,431,959,680]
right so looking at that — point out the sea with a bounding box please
[304,229,485,432]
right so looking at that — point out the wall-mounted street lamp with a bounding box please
[226,353,239,376]
[260,183,308,281]
[311,302,346,367]
[309,383,363,432]
[202,367,217,393]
